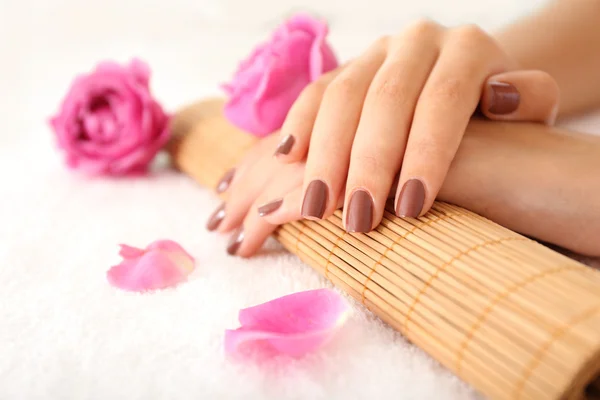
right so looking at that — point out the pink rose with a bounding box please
[49,59,170,175]
[222,14,339,137]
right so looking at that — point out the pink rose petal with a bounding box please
[222,13,338,137]
[225,289,350,357]
[118,244,144,258]
[107,240,195,292]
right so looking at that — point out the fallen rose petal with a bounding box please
[225,288,350,357]
[107,239,195,291]
[118,244,145,258]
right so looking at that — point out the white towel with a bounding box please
[1,0,597,398]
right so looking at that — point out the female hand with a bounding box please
[207,117,600,259]
[205,133,319,257]
[272,20,559,232]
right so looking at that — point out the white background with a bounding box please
[0,1,593,399]
[1,0,547,145]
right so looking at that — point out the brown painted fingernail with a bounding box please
[274,135,295,156]
[396,179,425,218]
[346,189,374,233]
[487,82,520,115]
[227,228,244,255]
[258,198,283,217]
[301,180,328,219]
[206,203,226,231]
[216,168,235,193]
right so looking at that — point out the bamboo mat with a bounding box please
[166,99,600,400]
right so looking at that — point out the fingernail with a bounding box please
[258,198,283,217]
[487,82,520,115]
[206,203,226,231]
[274,135,295,156]
[216,168,235,193]
[301,180,328,219]
[227,228,244,255]
[346,189,374,233]
[396,179,425,218]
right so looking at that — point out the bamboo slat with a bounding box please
[166,99,600,400]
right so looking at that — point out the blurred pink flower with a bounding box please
[225,288,350,357]
[107,240,195,291]
[222,13,338,137]
[49,59,170,175]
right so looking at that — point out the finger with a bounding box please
[258,188,304,225]
[301,37,388,221]
[343,20,442,232]
[261,172,399,226]
[229,163,305,257]
[212,131,280,195]
[206,135,280,234]
[260,184,345,227]
[274,67,343,161]
[480,70,559,125]
[212,137,267,194]
[395,25,510,218]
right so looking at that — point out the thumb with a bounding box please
[480,70,559,125]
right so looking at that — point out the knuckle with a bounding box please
[428,77,467,105]
[371,75,411,102]
[326,74,358,101]
[405,18,440,37]
[373,35,391,49]
[451,24,490,47]
[362,36,390,59]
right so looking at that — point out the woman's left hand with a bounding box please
[207,21,561,257]
[272,21,559,232]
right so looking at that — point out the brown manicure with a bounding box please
[301,180,328,219]
[227,228,244,255]
[346,189,374,233]
[396,179,425,218]
[216,168,235,193]
[274,135,295,156]
[258,199,283,217]
[487,82,520,115]
[206,203,226,231]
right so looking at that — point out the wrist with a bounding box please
[439,119,600,256]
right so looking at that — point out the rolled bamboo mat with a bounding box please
[166,98,600,400]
